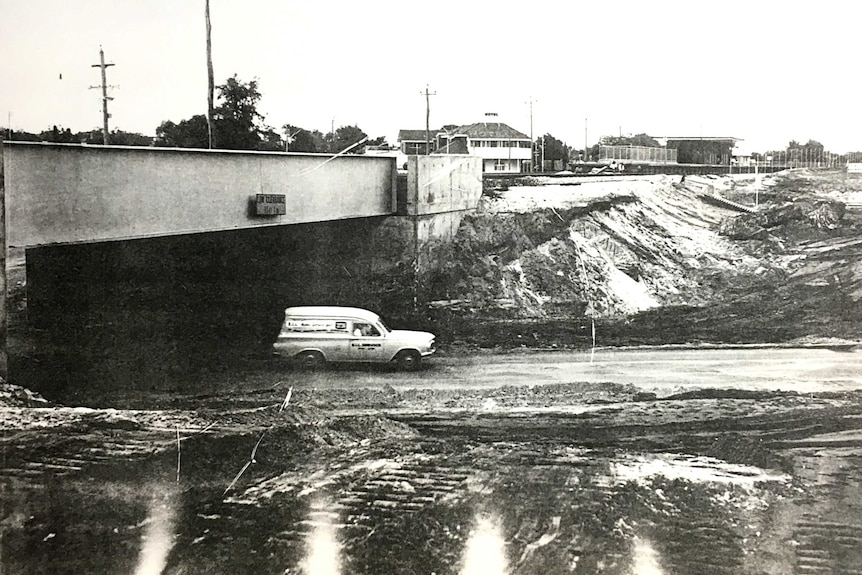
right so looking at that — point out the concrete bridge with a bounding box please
[0,142,482,390]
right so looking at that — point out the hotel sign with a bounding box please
[255,194,286,216]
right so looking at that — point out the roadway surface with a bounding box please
[2,347,861,574]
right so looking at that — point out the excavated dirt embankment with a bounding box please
[428,170,862,348]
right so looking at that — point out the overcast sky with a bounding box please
[2,0,860,153]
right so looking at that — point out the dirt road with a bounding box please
[2,347,862,574]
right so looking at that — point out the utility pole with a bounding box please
[529,98,535,171]
[90,46,115,145]
[541,135,545,172]
[584,117,588,161]
[527,97,539,171]
[205,0,214,148]
[421,84,436,155]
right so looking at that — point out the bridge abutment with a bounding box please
[3,149,483,394]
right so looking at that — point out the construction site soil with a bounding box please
[427,169,862,350]
[2,169,862,574]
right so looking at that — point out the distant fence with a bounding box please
[599,145,677,164]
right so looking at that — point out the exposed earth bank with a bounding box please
[427,169,862,349]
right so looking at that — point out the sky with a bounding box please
[2,0,861,153]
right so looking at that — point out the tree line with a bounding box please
[3,75,384,154]
[4,76,858,163]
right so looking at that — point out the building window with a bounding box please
[494,159,507,171]
[489,140,499,147]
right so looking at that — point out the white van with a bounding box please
[272,306,436,370]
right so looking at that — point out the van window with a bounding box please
[352,322,380,337]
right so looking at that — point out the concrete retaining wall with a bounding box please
[405,155,483,215]
[3,142,397,247]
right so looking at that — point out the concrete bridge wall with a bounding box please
[3,142,397,247]
[1,148,483,390]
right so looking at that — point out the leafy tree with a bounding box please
[106,130,153,146]
[600,133,660,147]
[213,75,270,150]
[282,125,330,153]
[155,75,277,151]
[258,127,286,152]
[329,125,368,154]
[39,125,77,143]
[785,139,828,164]
[155,115,210,148]
[537,133,570,162]
[4,129,40,142]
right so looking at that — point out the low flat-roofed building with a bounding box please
[663,137,742,165]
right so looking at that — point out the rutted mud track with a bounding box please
[2,352,862,574]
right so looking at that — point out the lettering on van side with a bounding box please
[284,319,347,332]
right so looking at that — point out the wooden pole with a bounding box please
[206,0,215,149]
[0,141,7,379]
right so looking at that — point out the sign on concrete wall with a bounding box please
[255,194,287,215]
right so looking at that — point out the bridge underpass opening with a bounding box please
[12,216,408,399]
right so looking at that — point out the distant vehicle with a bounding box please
[272,306,436,371]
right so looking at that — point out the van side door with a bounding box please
[349,321,389,362]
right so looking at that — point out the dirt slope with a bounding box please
[429,170,862,348]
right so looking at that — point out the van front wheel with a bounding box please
[396,350,421,371]
[297,351,325,369]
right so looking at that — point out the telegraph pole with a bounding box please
[205,0,214,148]
[584,117,588,161]
[528,97,534,171]
[530,96,536,172]
[421,84,436,155]
[90,47,115,144]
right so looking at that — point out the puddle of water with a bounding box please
[460,512,507,575]
[299,497,343,575]
[134,486,177,575]
[628,536,665,575]
[0,421,814,574]
[611,453,790,487]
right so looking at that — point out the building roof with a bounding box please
[434,136,469,154]
[398,129,438,142]
[455,121,530,140]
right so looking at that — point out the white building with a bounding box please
[436,114,532,173]
[398,114,532,173]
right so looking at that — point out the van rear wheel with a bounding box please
[396,350,421,371]
[297,351,325,369]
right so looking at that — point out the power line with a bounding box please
[90,46,116,145]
